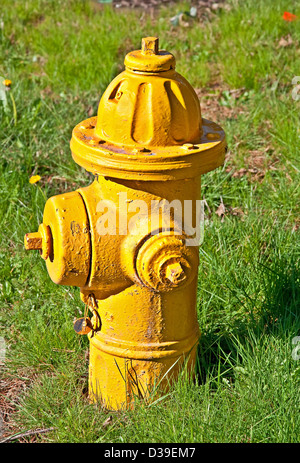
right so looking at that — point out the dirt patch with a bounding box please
[0,368,30,442]
[196,83,280,184]
[91,0,231,18]
[196,84,247,123]
[228,145,280,183]
[111,0,228,10]
[113,0,174,7]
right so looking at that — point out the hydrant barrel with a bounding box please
[24,37,226,411]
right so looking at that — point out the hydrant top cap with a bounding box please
[124,37,175,73]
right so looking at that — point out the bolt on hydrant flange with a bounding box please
[25,37,226,411]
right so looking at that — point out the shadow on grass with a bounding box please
[196,256,300,385]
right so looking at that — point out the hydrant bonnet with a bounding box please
[94,36,202,149]
[70,38,225,181]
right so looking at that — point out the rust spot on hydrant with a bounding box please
[24,37,226,411]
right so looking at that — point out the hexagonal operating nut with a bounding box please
[165,261,186,284]
[141,37,159,55]
[135,232,199,292]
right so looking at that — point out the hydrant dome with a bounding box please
[94,37,202,148]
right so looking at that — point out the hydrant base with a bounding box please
[88,338,198,411]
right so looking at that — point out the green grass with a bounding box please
[0,0,299,443]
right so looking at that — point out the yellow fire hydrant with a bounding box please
[24,37,226,410]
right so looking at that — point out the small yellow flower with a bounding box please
[29,175,41,184]
[3,79,12,87]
